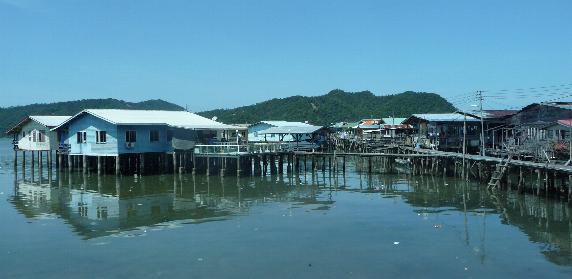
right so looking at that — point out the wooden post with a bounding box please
[48,150,53,172]
[343,156,346,173]
[67,154,72,171]
[115,155,120,175]
[37,151,42,181]
[568,175,572,206]
[97,156,102,175]
[207,155,211,176]
[140,154,145,175]
[58,153,63,172]
[237,156,241,176]
[537,170,541,195]
[13,149,18,169]
[545,171,549,195]
[82,155,87,174]
[518,167,523,193]
[368,156,372,173]
[22,151,26,174]
[173,151,177,174]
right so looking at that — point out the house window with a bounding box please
[22,131,26,139]
[32,131,37,142]
[150,130,160,142]
[96,131,107,143]
[126,130,136,143]
[77,131,86,143]
[38,130,46,142]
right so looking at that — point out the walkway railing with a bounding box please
[194,142,320,155]
[194,144,249,155]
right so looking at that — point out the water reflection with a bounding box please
[8,169,572,266]
[10,172,331,239]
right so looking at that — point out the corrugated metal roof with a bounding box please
[259,125,323,134]
[257,121,314,127]
[53,109,243,130]
[6,115,71,134]
[381,117,407,125]
[381,124,412,129]
[409,113,480,122]
[30,116,71,127]
[358,124,381,129]
[558,119,572,128]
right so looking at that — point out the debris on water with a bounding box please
[137,203,143,206]
[308,263,312,267]
[393,241,400,245]
[434,224,442,229]
[464,267,469,271]
[0,192,4,195]
[197,258,204,262]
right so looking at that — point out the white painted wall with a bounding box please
[16,120,58,151]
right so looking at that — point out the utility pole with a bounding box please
[477,90,485,156]
[463,112,467,179]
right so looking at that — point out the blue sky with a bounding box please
[1,0,571,112]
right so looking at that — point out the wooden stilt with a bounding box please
[173,151,177,174]
[82,155,87,174]
[97,156,102,175]
[115,155,120,175]
[22,151,26,173]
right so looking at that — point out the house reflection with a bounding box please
[395,175,572,267]
[11,173,328,239]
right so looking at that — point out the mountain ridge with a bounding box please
[198,89,456,125]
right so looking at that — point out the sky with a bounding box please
[0,0,571,112]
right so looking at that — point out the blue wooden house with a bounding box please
[51,109,245,174]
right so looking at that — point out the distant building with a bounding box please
[248,121,318,143]
[403,113,481,151]
[6,115,71,152]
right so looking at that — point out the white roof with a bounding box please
[30,116,71,127]
[53,109,243,130]
[5,115,72,134]
[409,113,480,122]
[257,121,314,127]
[259,125,323,135]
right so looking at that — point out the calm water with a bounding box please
[0,138,571,278]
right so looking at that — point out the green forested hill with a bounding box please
[199,90,456,125]
[0,99,184,134]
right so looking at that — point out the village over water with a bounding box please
[5,102,572,203]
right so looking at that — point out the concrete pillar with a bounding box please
[82,155,87,174]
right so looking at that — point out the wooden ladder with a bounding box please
[488,155,512,189]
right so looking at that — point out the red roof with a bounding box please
[557,119,572,127]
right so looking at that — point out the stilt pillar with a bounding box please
[82,155,87,174]
[115,155,120,175]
